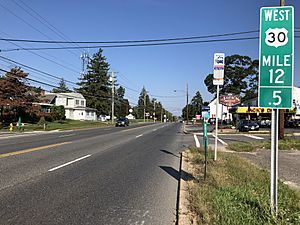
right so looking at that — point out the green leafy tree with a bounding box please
[52,78,71,93]
[137,86,150,119]
[204,54,258,101]
[115,86,130,117]
[76,48,110,116]
[50,105,65,120]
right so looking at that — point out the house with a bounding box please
[208,98,232,121]
[55,93,97,121]
[34,92,97,121]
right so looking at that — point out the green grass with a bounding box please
[228,141,256,152]
[3,119,110,132]
[188,149,300,224]
[228,138,300,152]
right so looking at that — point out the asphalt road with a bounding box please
[0,122,192,225]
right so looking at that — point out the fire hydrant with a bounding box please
[9,123,13,132]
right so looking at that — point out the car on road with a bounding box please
[237,120,259,132]
[115,118,129,127]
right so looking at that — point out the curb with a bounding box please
[178,151,195,225]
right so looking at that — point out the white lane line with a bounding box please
[136,134,143,138]
[48,155,91,172]
[193,134,201,148]
[59,133,75,138]
[244,134,264,140]
[153,129,157,131]
[212,134,228,146]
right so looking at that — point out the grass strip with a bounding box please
[188,148,300,224]
[228,138,300,152]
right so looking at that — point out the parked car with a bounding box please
[258,118,271,127]
[238,120,259,132]
[285,119,300,128]
[115,118,129,127]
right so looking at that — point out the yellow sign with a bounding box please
[236,107,295,113]
[237,107,273,113]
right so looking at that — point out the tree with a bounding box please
[52,78,71,93]
[204,54,258,101]
[76,48,110,116]
[0,67,39,122]
[191,91,203,114]
[115,86,130,117]
[50,105,65,120]
[136,86,150,119]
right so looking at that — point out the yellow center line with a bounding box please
[0,142,72,159]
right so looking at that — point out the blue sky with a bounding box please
[0,0,299,116]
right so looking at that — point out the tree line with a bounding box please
[0,48,172,123]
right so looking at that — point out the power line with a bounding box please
[11,0,87,56]
[0,30,299,45]
[4,36,299,52]
[0,31,79,74]
[0,30,260,44]
[0,55,78,86]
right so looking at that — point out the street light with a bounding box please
[174,83,189,124]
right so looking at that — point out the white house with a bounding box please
[54,93,97,121]
[209,98,232,121]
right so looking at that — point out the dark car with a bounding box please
[115,118,129,127]
[238,120,259,132]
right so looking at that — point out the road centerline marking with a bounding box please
[48,154,91,172]
[59,134,75,138]
[136,134,143,138]
[0,142,72,159]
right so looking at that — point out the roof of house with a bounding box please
[40,94,56,104]
[56,92,85,99]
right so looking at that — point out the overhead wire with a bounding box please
[11,0,88,56]
[0,31,79,74]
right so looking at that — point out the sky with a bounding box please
[0,0,299,116]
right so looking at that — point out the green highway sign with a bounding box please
[259,6,294,109]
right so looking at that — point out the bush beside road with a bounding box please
[183,148,300,224]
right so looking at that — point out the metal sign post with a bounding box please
[259,6,294,215]
[203,122,208,180]
[213,53,225,161]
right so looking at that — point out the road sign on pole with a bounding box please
[259,6,294,109]
[259,6,294,216]
[213,53,225,161]
[213,53,225,85]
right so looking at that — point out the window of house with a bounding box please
[86,112,89,116]
[76,100,79,105]
[91,112,94,116]
[81,100,84,106]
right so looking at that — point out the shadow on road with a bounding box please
[160,149,180,158]
[159,166,195,182]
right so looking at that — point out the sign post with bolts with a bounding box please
[213,53,225,161]
[259,6,294,215]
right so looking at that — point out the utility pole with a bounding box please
[161,108,163,123]
[80,52,88,79]
[186,82,189,124]
[144,94,146,123]
[111,71,115,124]
[153,101,156,122]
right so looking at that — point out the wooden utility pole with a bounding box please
[279,0,285,139]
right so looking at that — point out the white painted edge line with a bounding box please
[193,134,201,148]
[48,154,91,172]
[212,134,228,146]
[153,129,157,131]
[59,133,75,138]
[244,134,264,140]
[136,134,143,138]
[193,132,213,136]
